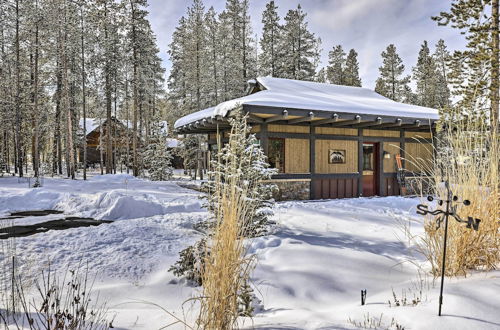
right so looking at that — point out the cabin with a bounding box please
[78,118,132,166]
[174,77,438,200]
[79,118,183,169]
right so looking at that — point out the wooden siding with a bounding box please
[312,178,358,199]
[405,143,433,172]
[384,176,400,196]
[315,139,358,174]
[250,125,261,133]
[383,142,401,173]
[315,127,357,136]
[363,129,400,138]
[269,124,310,133]
[285,138,310,173]
[405,131,432,139]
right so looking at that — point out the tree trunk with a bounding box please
[492,0,499,133]
[104,2,112,174]
[80,5,87,180]
[131,2,139,177]
[33,0,40,178]
[15,0,23,177]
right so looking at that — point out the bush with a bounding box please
[414,121,499,276]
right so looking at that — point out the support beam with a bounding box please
[378,141,385,196]
[352,117,382,128]
[377,118,402,128]
[309,125,316,199]
[400,120,421,129]
[329,115,362,127]
[265,109,289,123]
[358,128,364,197]
[312,113,339,126]
[248,114,264,123]
[261,122,269,156]
[288,111,315,124]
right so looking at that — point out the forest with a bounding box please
[1,0,498,181]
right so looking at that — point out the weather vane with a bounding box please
[416,180,481,316]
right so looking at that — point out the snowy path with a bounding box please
[0,175,498,329]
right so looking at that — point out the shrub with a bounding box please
[413,120,499,276]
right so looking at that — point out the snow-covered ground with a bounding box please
[0,175,498,329]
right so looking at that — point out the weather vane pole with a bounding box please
[416,180,480,316]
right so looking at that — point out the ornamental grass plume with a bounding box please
[411,118,499,276]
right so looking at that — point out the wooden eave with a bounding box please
[175,104,437,134]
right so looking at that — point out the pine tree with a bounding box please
[259,0,282,77]
[374,44,411,102]
[143,116,173,181]
[315,67,327,83]
[413,41,439,108]
[170,112,277,288]
[205,6,220,105]
[344,49,362,87]
[282,4,320,81]
[433,39,451,108]
[434,0,499,130]
[326,45,345,85]
[205,112,277,237]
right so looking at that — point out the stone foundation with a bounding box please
[270,180,311,201]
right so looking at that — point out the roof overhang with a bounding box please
[175,104,437,134]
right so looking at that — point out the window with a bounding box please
[268,138,285,173]
[363,144,374,171]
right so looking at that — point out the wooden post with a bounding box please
[378,141,385,196]
[309,125,315,199]
[357,129,364,196]
[260,123,269,156]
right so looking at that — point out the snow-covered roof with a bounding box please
[166,138,179,148]
[79,118,100,134]
[79,118,169,135]
[174,77,439,130]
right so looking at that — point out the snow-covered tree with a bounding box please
[143,117,173,181]
[281,4,320,81]
[433,0,499,131]
[375,44,411,102]
[413,41,439,108]
[433,39,451,109]
[205,112,277,237]
[326,45,345,85]
[259,0,282,77]
[345,49,362,87]
[170,111,277,288]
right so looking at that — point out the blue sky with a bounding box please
[147,0,467,89]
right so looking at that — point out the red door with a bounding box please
[362,143,379,197]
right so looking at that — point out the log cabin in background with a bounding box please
[175,77,438,200]
[78,118,182,169]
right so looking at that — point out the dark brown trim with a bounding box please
[309,125,315,199]
[358,129,364,196]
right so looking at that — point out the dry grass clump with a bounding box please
[414,120,499,276]
[196,120,257,329]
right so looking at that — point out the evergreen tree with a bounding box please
[143,116,173,181]
[413,41,438,108]
[434,0,499,131]
[205,7,220,105]
[259,0,282,77]
[374,44,411,102]
[433,39,451,108]
[326,45,345,85]
[204,112,277,237]
[315,67,327,83]
[344,49,362,87]
[282,5,320,81]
